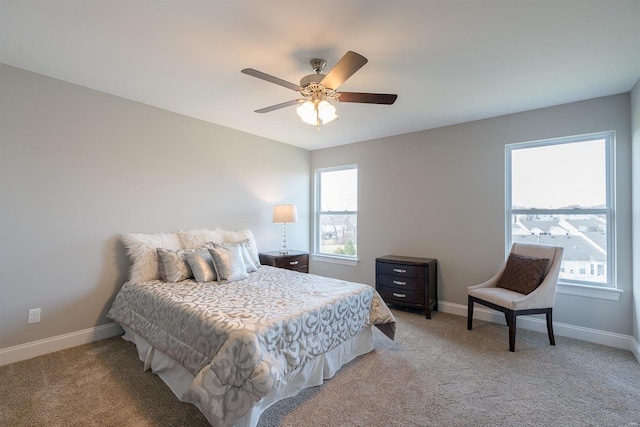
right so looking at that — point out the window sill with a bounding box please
[557,282,622,301]
[312,254,359,266]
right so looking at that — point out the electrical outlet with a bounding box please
[28,308,41,324]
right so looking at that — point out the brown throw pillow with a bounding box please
[497,253,549,295]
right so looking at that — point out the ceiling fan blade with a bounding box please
[320,51,368,90]
[255,99,305,113]
[337,92,398,105]
[241,68,303,92]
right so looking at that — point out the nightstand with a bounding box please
[375,255,437,319]
[259,251,309,273]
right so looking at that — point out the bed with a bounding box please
[107,228,396,427]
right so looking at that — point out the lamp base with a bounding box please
[280,222,289,255]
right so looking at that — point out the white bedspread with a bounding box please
[107,266,395,426]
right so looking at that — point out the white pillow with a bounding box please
[176,228,225,249]
[209,244,249,282]
[121,233,181,282]
[240,243,259,273]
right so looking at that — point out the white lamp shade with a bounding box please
[273,204,298,223]
[318,100,338,124]
[296,101,317,125]
[318,101,337,123]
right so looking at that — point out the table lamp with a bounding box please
[273,204,298,254]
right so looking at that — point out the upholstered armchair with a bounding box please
[467,243,564,352]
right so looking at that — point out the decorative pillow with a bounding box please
[212,241,258,273]
[157,248,194,282]
[209,244,249,282]
[497,253,549,295]
[240,242,259,273]
[184,249,217,282]
[121,232,182,282]
[219,229,261,267]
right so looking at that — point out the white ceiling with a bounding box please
[1,1,639,151]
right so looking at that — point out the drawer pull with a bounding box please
[289,260,299,265]
[393,268,407,273]
[392,293,407,298]
[393,280,407,286]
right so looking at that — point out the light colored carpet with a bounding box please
[1,309,639,426]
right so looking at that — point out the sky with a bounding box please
[511,138,606,209]
[320,168,358,211]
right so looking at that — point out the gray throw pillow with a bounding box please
[157,248,193,282]
[209,244,249,282]
[497,253,549,295]
[211,241,258,273]
[184,249,217,282]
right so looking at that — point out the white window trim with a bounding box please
[314,164,358,264]
[312,253,359,266]
[505,131,617,298]
[557,282,622,301]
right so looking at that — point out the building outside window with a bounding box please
[314,165,357,258]
[506,131,615,288]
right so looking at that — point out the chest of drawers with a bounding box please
[375,255,437,319]
[259,251,309,273]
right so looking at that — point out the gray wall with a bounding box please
[1,62,635,352]
[310,94,633,336]
[632,79,640,348]
[0,64,310,349]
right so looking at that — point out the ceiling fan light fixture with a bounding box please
[296,101,317,125]
[297,99,338,128]
[318,100,338,124]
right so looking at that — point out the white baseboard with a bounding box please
[631,337,640,363]
[0,322,123,367]
[438,301,637,355]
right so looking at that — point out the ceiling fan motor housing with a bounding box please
[300,73,326,88]
[310,58,327,73]
[300,58,329,88]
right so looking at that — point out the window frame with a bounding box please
[505,131,621,299]
[313,164,358,264]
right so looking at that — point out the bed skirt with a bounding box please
[121,325,374,426]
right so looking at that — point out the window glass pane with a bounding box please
[511,139,606,209]
[318,214,357,256]
[320,168,358,211]
[510,213,607,284]
[316,165,358,258]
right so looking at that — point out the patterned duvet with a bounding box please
[107,265,395,426]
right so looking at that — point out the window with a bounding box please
[506,132,615,288]
[314,165,358,259]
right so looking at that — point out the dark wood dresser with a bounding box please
[259,250,309,273]
[375,255,437,319]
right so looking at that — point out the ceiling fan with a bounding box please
[241,51,397,130]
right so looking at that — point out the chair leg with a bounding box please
[467,296,474,330]
[507,310,517,352]
[546,308,556,346]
